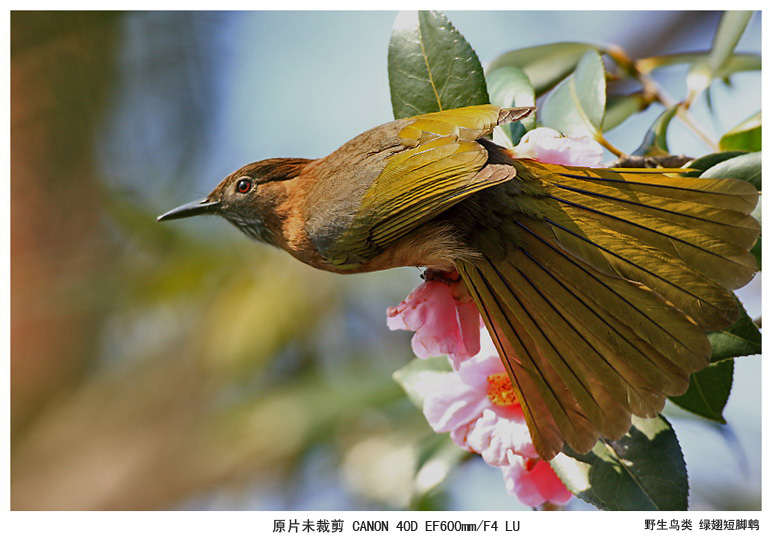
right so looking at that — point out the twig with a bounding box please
[606,46,719,152]
[595,133,626,158]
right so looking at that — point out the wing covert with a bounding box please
[327,105,533,267]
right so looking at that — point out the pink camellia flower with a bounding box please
[509,127,605,167]
[388,127,602,368]
[421,332,536,462]
[417,330,571,507]
[501,451,573,508]
[387,272,482,365]
[387,126,601,508]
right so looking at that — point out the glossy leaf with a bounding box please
[683,151,747,177]
[388,10,489,119]
[392,356,451,409]
[487,66,535,145]
[686,12,754,107]
[751,236,761,270]
[707,302,761,363]
[685,60,712,107]
[551,416,688,511]
[699,153,761,268]
[411,433,469,504]
[632,106,678,156]
[752,190,761,269]
[637,52,760,76]
[720,111,761,152]
[643,53,759,107]
[709,11,753,73]
[602,93,648,132]
[701,151,761,190]
[487,42,600,96]
[540,49,606,138]
[714,54,762,79]
[670,360,733,423]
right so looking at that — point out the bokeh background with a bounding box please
[11,11,761,510]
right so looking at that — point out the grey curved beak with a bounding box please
[157,199,220,222]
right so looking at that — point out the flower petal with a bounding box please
[387,279,481,363]
[449,420,476,450]
[466,408,536,466]
[455,298,483,362]
[421,371,490,433]
[501,452,573,507]
[456,353,504,389]
[510,127,604,167]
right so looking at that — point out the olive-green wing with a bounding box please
[458,161,759,459]
[327,105,534,268]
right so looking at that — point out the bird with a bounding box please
[157,104,759,460]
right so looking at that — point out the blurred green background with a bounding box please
[10,11,760,510]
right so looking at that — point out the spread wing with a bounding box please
[326,105,534,268]
[457,160,759,459]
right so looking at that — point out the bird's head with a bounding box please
[157,158,311,247]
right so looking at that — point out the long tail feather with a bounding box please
[456,159,759,459]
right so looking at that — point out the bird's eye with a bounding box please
[235,177,253,194]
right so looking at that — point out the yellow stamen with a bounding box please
[487,372,517,406]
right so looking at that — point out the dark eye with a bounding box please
[235,177,253,194]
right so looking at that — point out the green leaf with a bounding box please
[540,49,606,138]
[720,111,761,152]
[602,93,648,132]
[686,12,754,107]
[670,359,733,423]
[691,150,762,270]
[683,151,747,177]
[551,416,688,511]
[709,11,753,74]
[751,236,761,270]
[392,356,452,409]
[411,433,469,504]
[707,302,761,363]
[388,10,489,119]
[632,106,678,156]
[751,192,761,269]
[701,151,761,190]
[715,54,762,78]
[637,52,760,76]
[685,60,712,106]
[487,42,601,96]
[486,67,535,145]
